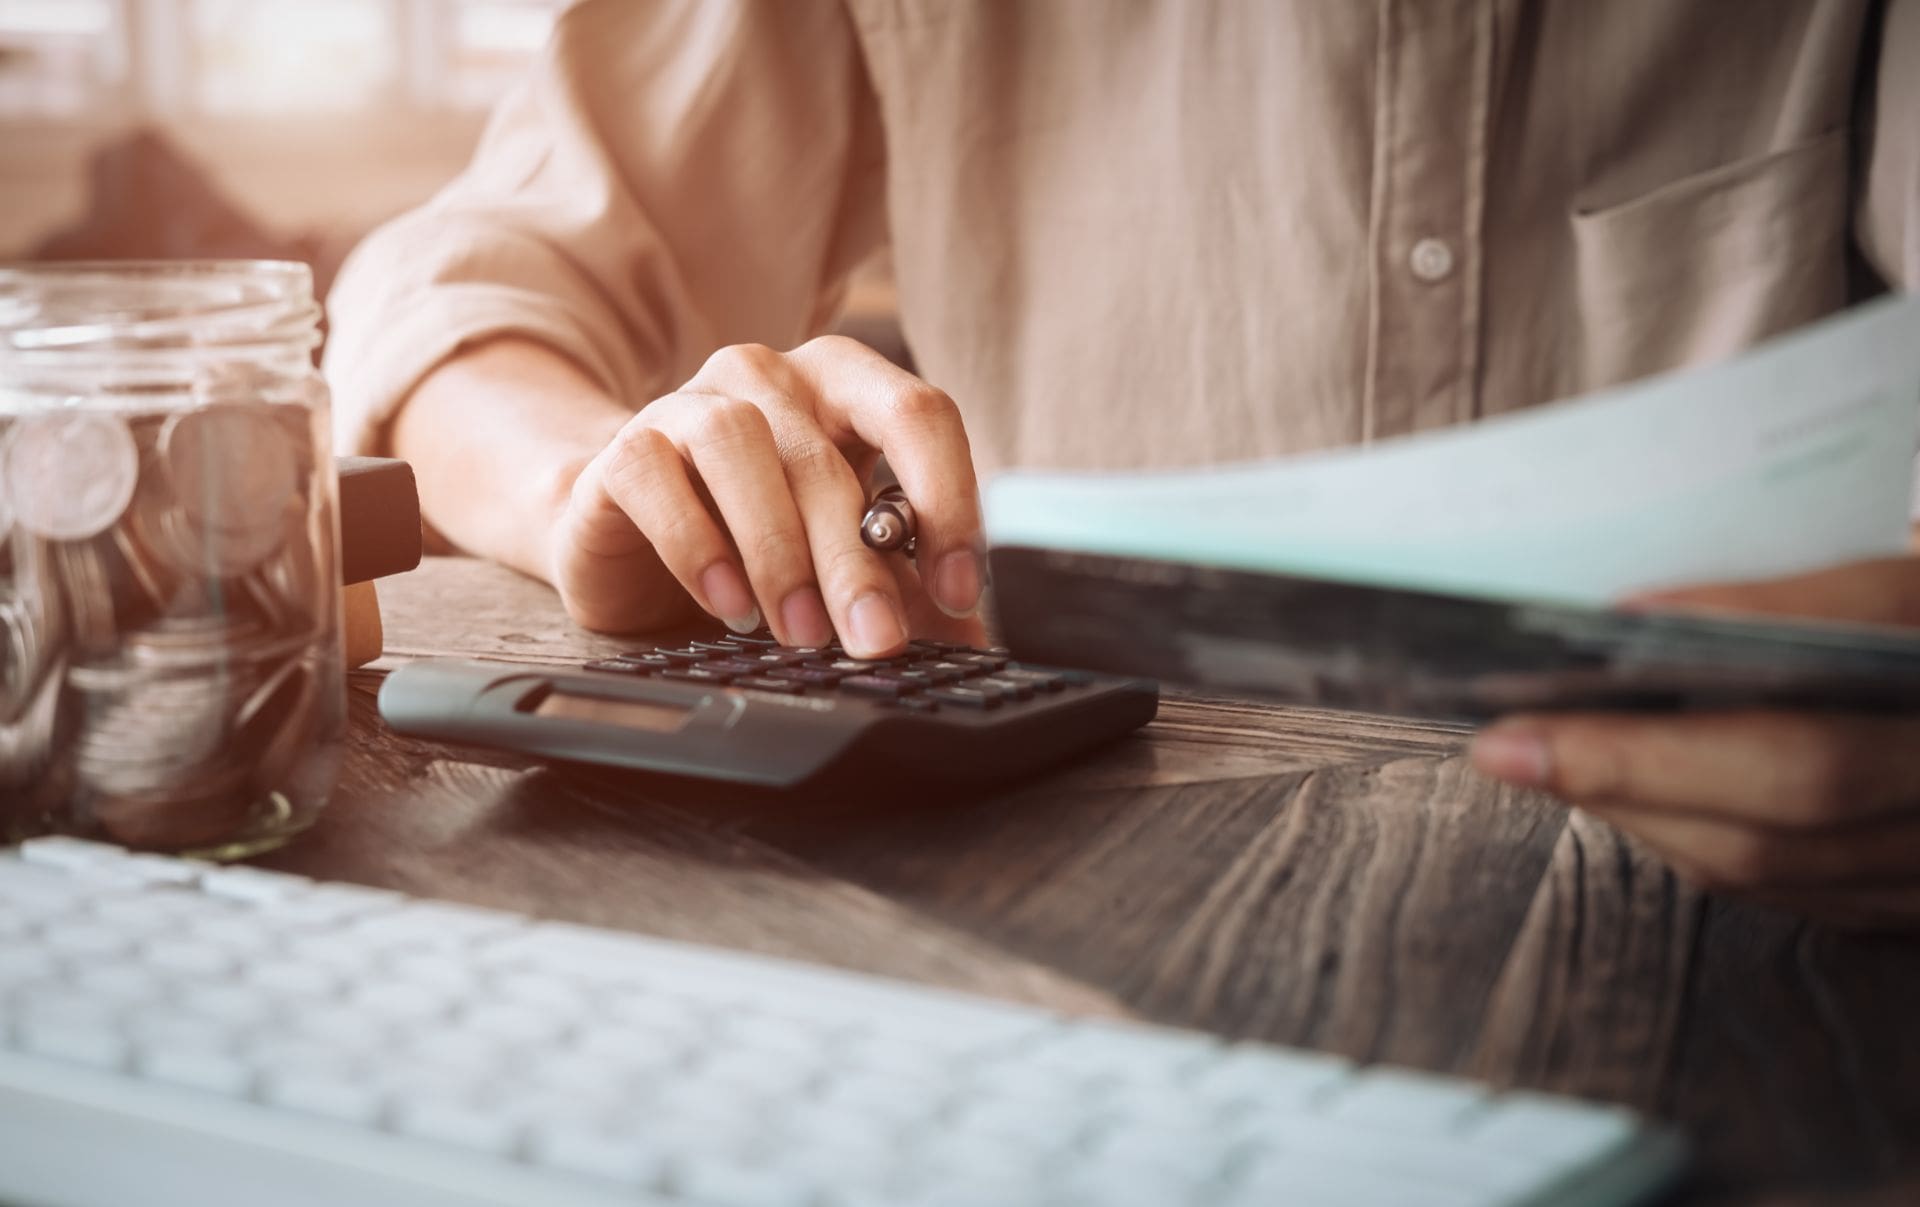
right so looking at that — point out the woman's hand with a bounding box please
[1469,557,1920,926]
[550,336,988,656]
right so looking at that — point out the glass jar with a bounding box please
[0,261,344,856]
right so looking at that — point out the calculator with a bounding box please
[377,632,1159,791]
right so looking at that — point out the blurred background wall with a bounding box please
[0,0,567,294]
[0,0,902,357]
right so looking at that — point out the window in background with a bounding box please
[190,0,397,113]
[0,0,565,119]
[441,0,562,108]
[0,0,126,117]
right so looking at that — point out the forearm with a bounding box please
[391,336,631,583]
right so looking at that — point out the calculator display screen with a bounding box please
[532,690,692,733]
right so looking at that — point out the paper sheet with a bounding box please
[986,294,1920,607]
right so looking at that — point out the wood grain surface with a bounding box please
[264,557,1920,1203]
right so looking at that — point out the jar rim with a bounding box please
[0,260,320,358]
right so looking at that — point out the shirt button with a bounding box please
[1409,237,1455,283]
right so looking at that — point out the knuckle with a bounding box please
[817,540,887,594]
[741,523,810,573]
[701,342,782,380]
[690,398,774,451]
[798,333,862,360]
[602,425,676,497]
[648,508,719,562]
[881,383,959,429]
[781,437,856,490]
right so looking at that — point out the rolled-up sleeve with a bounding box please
[1859,0,1920,292]
[322,0,887,455]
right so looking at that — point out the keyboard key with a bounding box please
[143,938,238,979]
[1323,1068,1489,1133]
[262,1068,388,1128]
[718,632,780,648]
[138,1043,255,1098]
[197,865,312,905]
[1467,1092,1640,1163]
[17,1012,132,1070]
[392,1094,526,1156]
[689,641,744,655]
[19,836,127,871]
[669,1155,819,1207]
[528,1123,668,1186]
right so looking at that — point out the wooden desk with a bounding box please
[263,557,1920,1202]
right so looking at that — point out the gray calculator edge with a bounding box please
[377,658,1160,791]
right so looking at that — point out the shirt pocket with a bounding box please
[1568,127,1850,389]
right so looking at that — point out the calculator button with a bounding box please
[952,653,1009,672]
[766,668,844,688]
[711,658,781,676]
[996,668,1066,692]
[614,652,677,671]
[839,675,919,698]
[828,658,897,673]
[689,641,743,655]
[921,660,981,681]
[719,633,780,648]
[661,666,734,685]
[735,676,806,695]
[976,677,1035,701]
[910,640,971,655]
[909,665,966,685]
[583,659,653,676]
[875,670,935,690]
[654,646,721,665]
[929,687,999,710]
[734,651,815,668]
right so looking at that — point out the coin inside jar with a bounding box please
[160,404,297,527]
[3,410,139,542]
[156,405,297,578]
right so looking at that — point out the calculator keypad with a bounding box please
[582,632,1069,714]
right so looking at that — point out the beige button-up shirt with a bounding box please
[325,0,1920,478]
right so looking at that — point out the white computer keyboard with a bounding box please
[0,838,1685,1207]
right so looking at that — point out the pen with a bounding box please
[860,486,916,556]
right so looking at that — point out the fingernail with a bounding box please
[846,592,905,656]
[1470,726,1551,788]
[699,561,760,633]
[931,548,984,619]
[779,586,834,648]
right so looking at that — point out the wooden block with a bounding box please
[344,580,384,669]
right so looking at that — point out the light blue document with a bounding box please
[986,294,1920,607]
